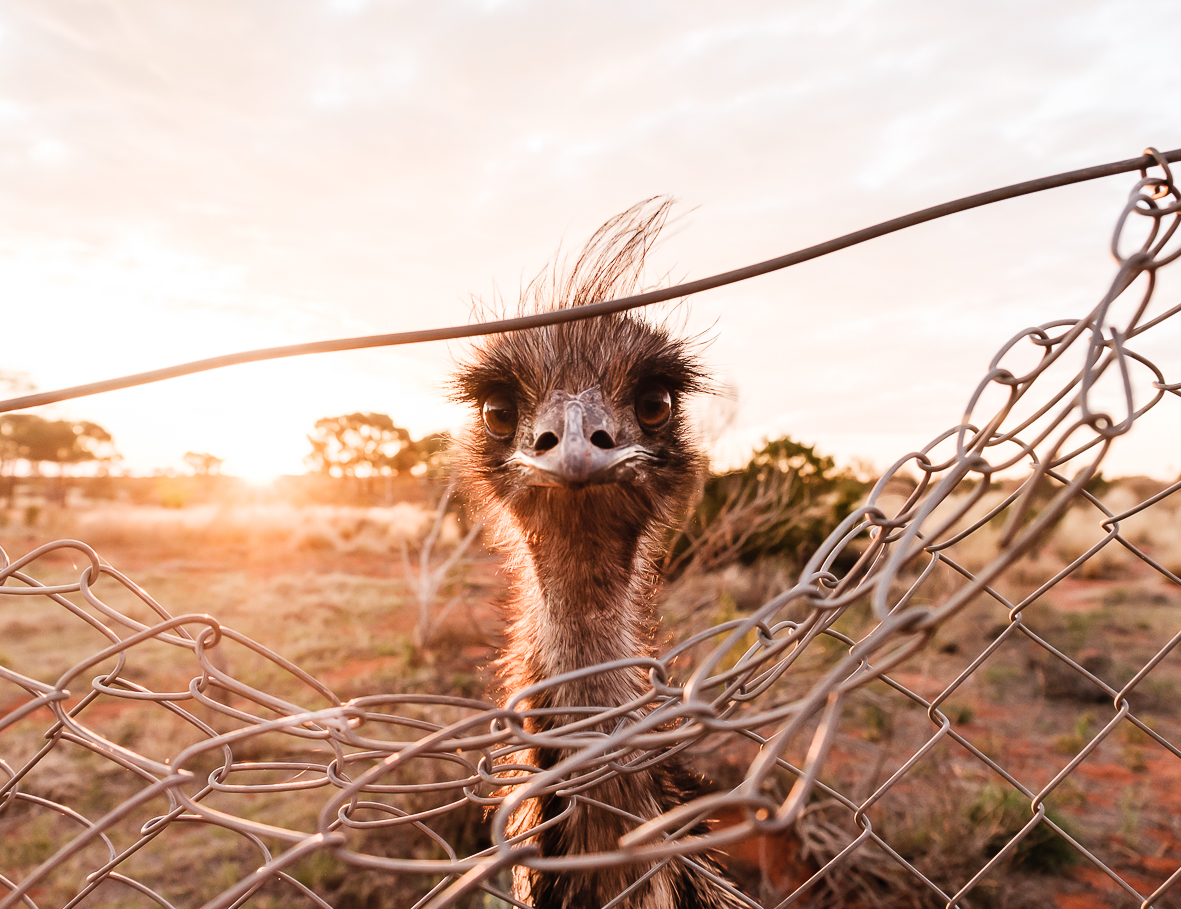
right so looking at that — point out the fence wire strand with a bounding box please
[3,149,1181,908]
[0,147,1178,417]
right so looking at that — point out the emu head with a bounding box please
[453,201,707,552]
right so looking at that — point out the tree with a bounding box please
[414,432,453,478]
[23,419,115,470]
[1,415,34,470]
[306,413,420,478]
[183,451,224,476]
[0,375,40,506]
[0,415,117,506]
[2,415,115,471]
[0,415,39,507]
[668,436,869,576]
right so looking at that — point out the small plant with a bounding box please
[1118,785,1144,845]
[292,849,347,891]
[4,814,58,868]
[666,435,868,577]
[400,473,484,653]
[967,785,1077,873]
[984,665,1021,684]
[1138,676,1178,709]
[861,700,894,743]
[975,732,1004,760]
[1121,718,1156,745]
[711,592,761,673]
[1053,711,1095,755]
[944,702,975,725]
[984,663,1022,702]
[1053,778,1087,809]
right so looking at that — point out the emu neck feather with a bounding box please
[502,518,661,713]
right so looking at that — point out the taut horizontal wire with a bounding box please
[2,146,1178,415]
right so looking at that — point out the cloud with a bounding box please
[1,0,1179,476]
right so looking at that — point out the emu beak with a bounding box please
[510,389,645,487]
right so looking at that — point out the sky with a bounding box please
[1,0,1180,482]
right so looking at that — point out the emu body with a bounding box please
[454,204,747,909]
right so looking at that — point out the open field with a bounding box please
[3,482,1181,908]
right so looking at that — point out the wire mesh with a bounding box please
[3,150,1181,908]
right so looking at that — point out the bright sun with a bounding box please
[223,454,283,488]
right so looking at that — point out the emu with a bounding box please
[453,201,747,909]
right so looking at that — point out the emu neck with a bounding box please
[502,509,660,710]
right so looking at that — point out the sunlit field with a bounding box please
[0,477,508,908]
[5,470,1181,907]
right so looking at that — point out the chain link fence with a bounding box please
[3,151,1181,908]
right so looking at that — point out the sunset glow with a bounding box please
[2,2,1179,480]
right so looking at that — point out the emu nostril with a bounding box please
[590,430,615,450]
[535,432,559,453]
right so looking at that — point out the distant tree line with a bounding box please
[183,452,224,476]
[304,417,869,571]
[0,399,869,558]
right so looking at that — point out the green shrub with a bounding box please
[670,435,868,575]
[967,785,1077,874]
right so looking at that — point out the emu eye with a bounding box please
[635,383,672,432]
[481,392,518,439]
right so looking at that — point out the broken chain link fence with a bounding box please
[3,150,1181,908]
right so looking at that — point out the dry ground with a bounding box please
[3,496,1181,908]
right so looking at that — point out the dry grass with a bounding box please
[0,506,502,909]
[925,477,1181,585]
[61,501,463,555]
[5,475,1181,908]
